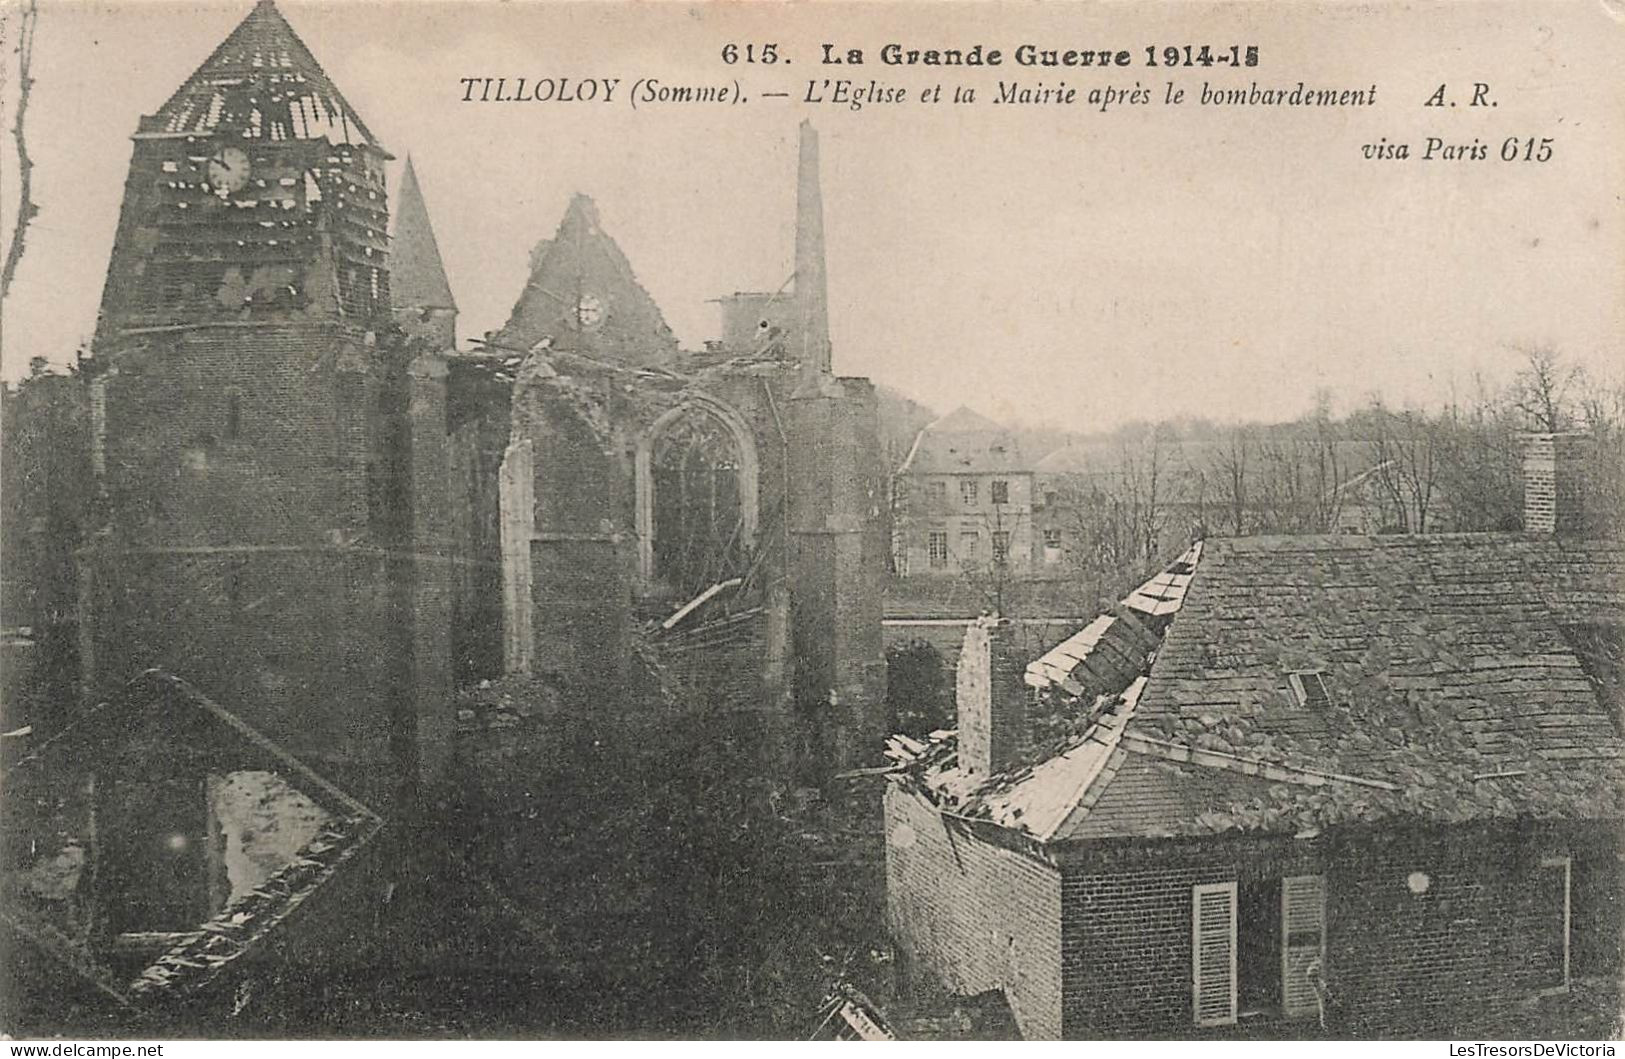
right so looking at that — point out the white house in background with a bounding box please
[893,407,1035,577]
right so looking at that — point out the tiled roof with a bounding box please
[1024,542,1199,692]
[1119,534,1625,833]
[1057,746,1286,841]
[893,532,1625,844]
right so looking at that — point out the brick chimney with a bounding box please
[1523,432,1594,535]
[956,615,1028,778]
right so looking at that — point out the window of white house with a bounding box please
[927,531,948,569]
[992,531,1010,565]
[959,530,979,563]
[991,479,1009,505]
[1043,528,1063,563]
[1536,855,1571,994]
[927,480,947,504]
[961,480,978,505]
[1195,875,1324,1026]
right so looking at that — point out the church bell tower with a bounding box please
[79,0,450,798]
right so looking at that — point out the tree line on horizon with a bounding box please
[881,348,1624,598]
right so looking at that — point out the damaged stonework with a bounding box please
[46,0,889,814]
[73,0,461,800]
[2,672,384,1015]
[884,527,1625,1040]
[499,438,534,675]
[453,121,888,773]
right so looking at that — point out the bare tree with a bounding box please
[1117,427,1167,564]
[1435,373,1523,532]
[1576,369,1625,536]
[1512,347,1583,433]
[1210,425,1251,536]
[1305,399,1347,532]
[1,0,40,304]
[1362,401,1444,533]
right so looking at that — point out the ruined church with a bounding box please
[62,0,888,800]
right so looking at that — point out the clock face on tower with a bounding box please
[575,293,605,331]
[206,146,251,195]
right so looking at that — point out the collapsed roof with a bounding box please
[142,0,382,150]
[893,534,1625,842]
[2,670,384,1010]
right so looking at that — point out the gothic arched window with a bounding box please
[650,409,748,597]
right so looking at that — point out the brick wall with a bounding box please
[1324,825,1618,1038]
[1523,433,1594,536]
[1055,824,1621,1039]
[506,379,634,698]
[887,808,1619,1039]
[81,323,453,798]
[786,376,888,771]
[446,363,511,684]
[954,617,1027,779]
[1,376,89,630]
[78,547,410,800]
[1059,835,1318,1038]
[884,783,1062,1040]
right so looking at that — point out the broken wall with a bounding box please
[787,377,888,770]
[884,782,1062,1040]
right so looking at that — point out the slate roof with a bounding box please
[1138,535,1624,766]
[1023,542,1198,693]
[897,406,1028,475]
[142,0,381,150]
[1114,534,1625,834]
[895,533,1625,843]
[1058,747,1287,841]
[390,158,457,313]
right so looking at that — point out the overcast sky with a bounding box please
[1,0,1621,430]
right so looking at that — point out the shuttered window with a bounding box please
[1281,874,1326,1017]
[1192,882,1238,1027]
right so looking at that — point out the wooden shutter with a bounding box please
[1192,882,1238,1026]
[1281,874,1326,1017]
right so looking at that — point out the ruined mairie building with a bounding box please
[68,0,887,799]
